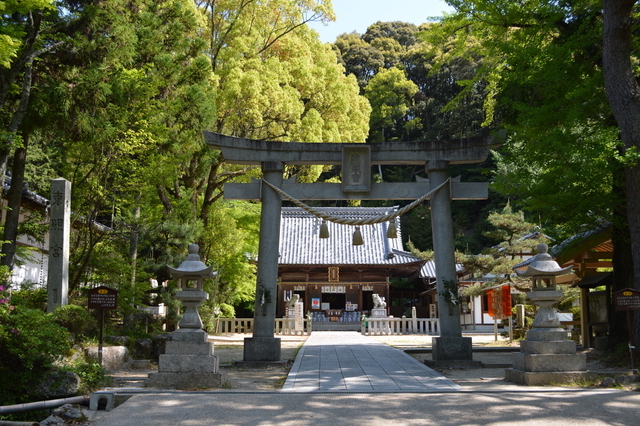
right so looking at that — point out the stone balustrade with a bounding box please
[213,317,440,336]
[215,318,313,335]
[362,317,440,336]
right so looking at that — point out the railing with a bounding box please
[216,318,254,334]
[361,317,439,336]
[215,318,312,335]
[214,316,438,336]
[275,318,313,335]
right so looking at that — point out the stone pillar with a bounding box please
[244,161,282,362]
[47,178,71,313]
[426,160,473,364]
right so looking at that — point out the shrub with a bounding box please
[8,285,47,310]
[64,356,111,394]
[52,304,98,343]
[0,286,72,405]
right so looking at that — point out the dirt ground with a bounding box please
[109,337,306,391]
[107,334,640,392]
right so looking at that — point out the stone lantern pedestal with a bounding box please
[505,244,593,385]
[147,244,227,389]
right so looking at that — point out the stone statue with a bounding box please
[372,293,386,309]
[286,294,300,308]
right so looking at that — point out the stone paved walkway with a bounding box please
[283,331,461,392]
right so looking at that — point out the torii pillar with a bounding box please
[205,131,501,362]
[427,160,473,365]
[244,161,283,362]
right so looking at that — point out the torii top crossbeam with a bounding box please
[204,132,500,165]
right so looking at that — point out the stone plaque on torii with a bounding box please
[204,131,500,363]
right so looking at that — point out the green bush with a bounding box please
[52,304,98,343]
[8,285,47,310]
[64,356,111,394]
[0,292,72,405]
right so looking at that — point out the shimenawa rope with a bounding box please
[261,178,450,226]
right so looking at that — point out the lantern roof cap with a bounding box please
[167,244,216,278]
[515,243,573,277]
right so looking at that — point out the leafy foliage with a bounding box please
[52,304,98,344]
[458,203,548,290]
[0,286,72,405]
[421,0,620,240]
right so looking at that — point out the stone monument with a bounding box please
[505,243,592,385]
[47,178,71,313]
[147,244,227,389]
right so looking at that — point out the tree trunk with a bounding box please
[1,145,27,273]
[609,218,634,350]
[601,0,640,347]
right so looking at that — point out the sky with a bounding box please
[307,0,455,43]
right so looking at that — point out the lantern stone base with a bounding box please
[243,336,281,362]
[504,369,596,386]
[147,329,227,389]
[505,327,589,386]
[147,371,228,389]
[424,337,480,368]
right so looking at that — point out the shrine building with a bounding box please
[276,206,426,327]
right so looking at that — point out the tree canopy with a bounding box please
[0,0,371,320]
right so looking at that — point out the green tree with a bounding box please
[364,67,418,142]
[423,0,637,346]
[601,0,640,347]
[333,21,490,141]
[0,0,66,273]
[459,203,547,294]
[199,201,260,318]
[36,0,216,295]
[333,32,386,90]
[422,0,617,238]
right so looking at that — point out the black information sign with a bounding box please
[612,287,640,374]
[88,286,119,310]
[88,286,119,366]
[613,288,640,311]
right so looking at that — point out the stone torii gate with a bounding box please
[205,131,499,363]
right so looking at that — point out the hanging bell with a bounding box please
[386,218,398,239]
[319,219,330,238]
[352,226,364,245]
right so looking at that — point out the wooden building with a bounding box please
[552,224,613,348]
[277,207,425,324]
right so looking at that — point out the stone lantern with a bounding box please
[167,243,216,331]
[505,243,591,385]
[147,244,227,389]
[514,243,573,336]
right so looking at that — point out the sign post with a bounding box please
[88,286,119,366]
[488,285,512,341]
[613,288,640,374]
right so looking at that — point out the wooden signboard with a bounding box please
[613,288,640,311]
[488,285,512,320]
[88,286,119,366]
[88,286,119,310]
[612,287,640,373]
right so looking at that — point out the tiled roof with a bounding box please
[279,206,423,266]
[419,260,465,279]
